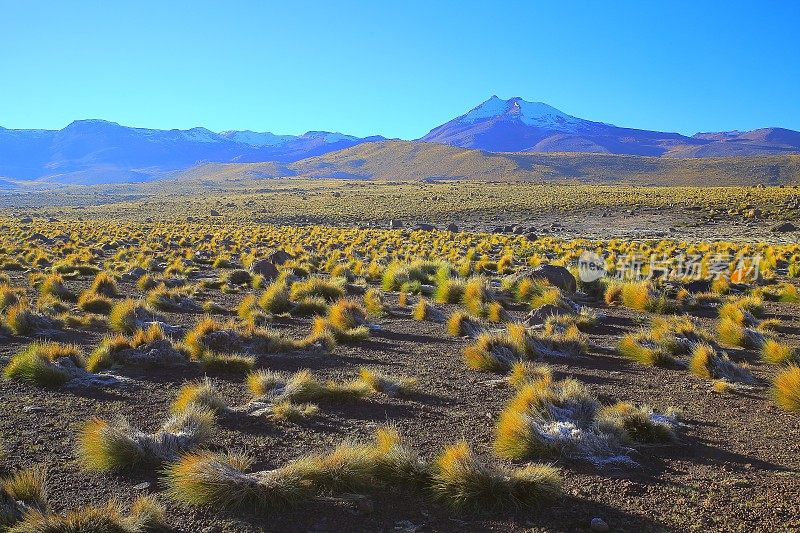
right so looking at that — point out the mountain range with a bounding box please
[2,96,800,185]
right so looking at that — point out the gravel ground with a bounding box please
[1,269,798,533]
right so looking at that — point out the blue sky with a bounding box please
[1,1,798,138]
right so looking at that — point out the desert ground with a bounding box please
[0,180,798,532]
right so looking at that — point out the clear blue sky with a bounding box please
[1,1,798,138]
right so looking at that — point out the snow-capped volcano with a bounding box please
[420,95,695,155]
[459,95,591,132]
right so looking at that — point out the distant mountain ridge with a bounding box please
[0,120,386,184]
[1,96,800,184]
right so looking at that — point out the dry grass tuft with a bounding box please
[172,379,229,414]
[310,316,369,344]
[508,362,553,389]
[246,369,371,403]
[363,287,385,317]
[772,365,800,411]
[689,344,754,384]
[108,300,152,334]
[464,331,524,372]
[328,299,368,331]
[76,290,114,314]
[618,333,674,367]
[761,339,797,365]
[716,317,765,348]
[446,311,482,337]
[89,271,119,297]
[0,465,48,528]
[357,367,418,396]
[164,427,425,512]
[163,450,308,513]
[270,400,320,421]
[597,402,679,444]
[78,405,216,471]
[430,441,561,513]
[494,379,677,465]
[39,273,75,302]
[10,495,165,533]
[3,342,84,387]
[258,280,292,314]
[290,277,344,303]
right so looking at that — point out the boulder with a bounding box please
[250,259,279,281]
[415,223,435,231]
[525,232,538,242]
[525,304,574,327]
[121,267,148,282]
[389,219,404,229]
[28,233,51,243]
[210,209,221,217]
[684,279,711,293]
[446,223,460,232]
[590,518,609,532]
[268,250,293,265]
[530,264,577,293]
[772,222,798,233]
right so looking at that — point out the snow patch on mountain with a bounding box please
[514,99,583,130]
[181,128,218,143]
[219,130,293,147]
[460,95,510,123]
[301,131,359,143]
[457,96,609,133]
